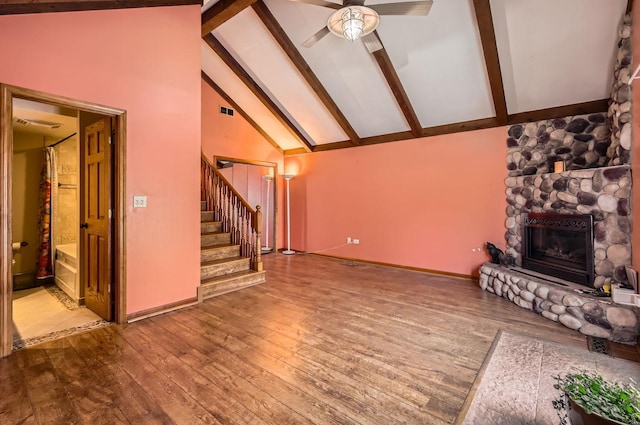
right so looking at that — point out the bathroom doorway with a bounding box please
[0,84,127,357]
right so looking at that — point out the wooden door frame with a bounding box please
[0,84,127,357]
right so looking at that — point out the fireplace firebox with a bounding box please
[521,212,594,287]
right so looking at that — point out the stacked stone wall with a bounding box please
[507,114,611,176]
[608,14,632,166]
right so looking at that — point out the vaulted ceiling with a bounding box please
[2,0,631,155]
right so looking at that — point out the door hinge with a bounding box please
[108,209,112,219]
[108,284,112,293]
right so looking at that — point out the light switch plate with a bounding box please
[133,196,147,208]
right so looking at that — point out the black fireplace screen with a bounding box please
[522,213,594,287]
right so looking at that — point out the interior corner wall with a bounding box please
[0,6,202,314]
[200,79,286,249]
[284,126,508,278]
[633,3,640,272]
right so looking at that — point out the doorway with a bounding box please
[214,156,277,253]
[0,84,127,357]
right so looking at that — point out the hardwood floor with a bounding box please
[1,254,592,424]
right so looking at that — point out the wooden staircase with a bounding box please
[199,203,266,301]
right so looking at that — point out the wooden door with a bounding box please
[82,118,112,320]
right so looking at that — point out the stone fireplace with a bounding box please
[478,14,638,343]
[505,165,631,290]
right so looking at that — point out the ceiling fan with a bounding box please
[290,0,433,53]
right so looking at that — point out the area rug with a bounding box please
[454,331,640,425]
[12,286,109,350]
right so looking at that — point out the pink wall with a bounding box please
[201,80,286,248]
[285,127,508,277]
[0,6,202,314]
[633,3,640,271]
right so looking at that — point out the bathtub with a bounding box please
[55,243,79,303]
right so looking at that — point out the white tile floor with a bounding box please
[12,286,104,348]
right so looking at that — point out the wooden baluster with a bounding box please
[254,206,263,271]
[238,204,243,255]
[232,196,238,245]
[241,205,247,256]
[238,200,243,248]
[226,188,232,234]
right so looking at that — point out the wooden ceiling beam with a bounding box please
[295,97,611,155]
[203,34,314,152]
[291,117,501,155]
[201,0,256,36]
[252,0,361,146]
[0,0,199,15]
[507,99,610,125]
[201,71,283,154]
[473,0,509,126]
[370,33,423,139]
[283,147,309,156]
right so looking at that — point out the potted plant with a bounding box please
[553,372,640,425]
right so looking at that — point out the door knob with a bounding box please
[80,223,88,229]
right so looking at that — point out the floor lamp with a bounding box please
[282,174,295,255]
[261,175,273,253]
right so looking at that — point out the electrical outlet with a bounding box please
[346,237,352,244]
[133,196,147,208]
[352,239,360,245]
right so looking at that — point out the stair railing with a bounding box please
[201,154,263,272]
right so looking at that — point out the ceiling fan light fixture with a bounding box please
[342,8,364,41]
[328,6,379,42]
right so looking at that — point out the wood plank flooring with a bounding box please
[1,254,592,424]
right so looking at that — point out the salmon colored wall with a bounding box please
[285,127,508,277]
[632,3,640,271]
[201,80,286,249]
[0,6,202,314]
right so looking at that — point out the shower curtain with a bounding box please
[36,147,57,279]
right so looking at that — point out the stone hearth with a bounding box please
[480,263,639,343]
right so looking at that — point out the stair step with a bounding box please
[201,232,231,247]
[201,221,222,234]
[201,200,207,211]
[200,256,250,280]
[201,244,241,263]
[201,211,214,222]
[198,270,266,301]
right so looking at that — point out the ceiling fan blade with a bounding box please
[368,1,433,16]
[302,26,331,48]
[361,32,383,53]
[288,0,342,10]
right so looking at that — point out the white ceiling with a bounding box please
[491,0,626,114]
[202,0,627,152]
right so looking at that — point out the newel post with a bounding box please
[254,206,263,272]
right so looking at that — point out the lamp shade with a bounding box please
[327,6,380,42]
